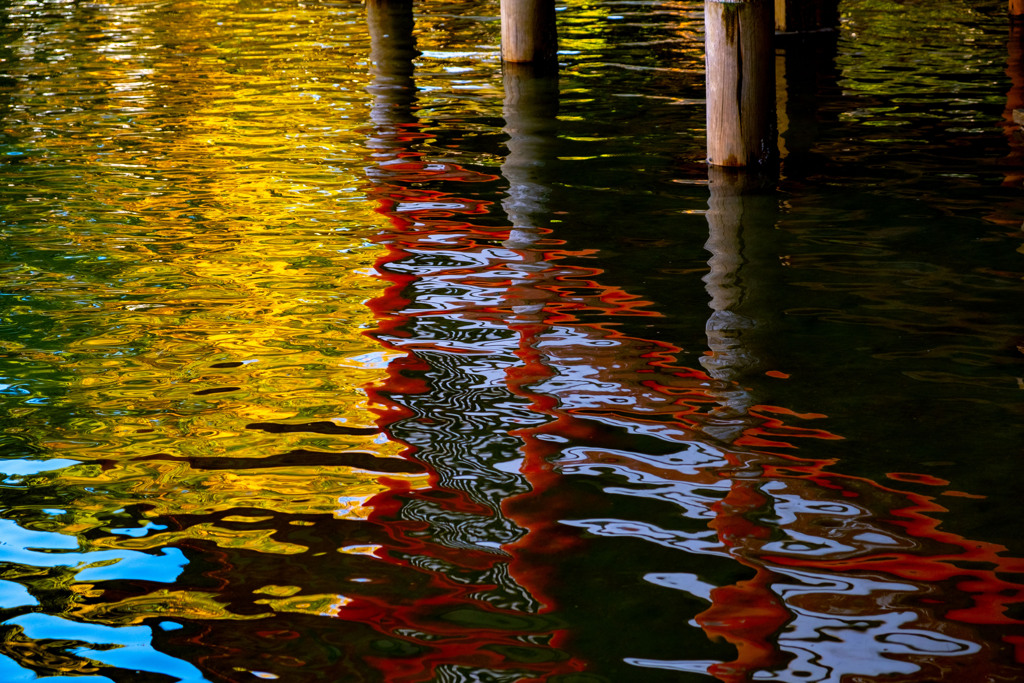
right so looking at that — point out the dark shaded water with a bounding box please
[0,0,1022,680]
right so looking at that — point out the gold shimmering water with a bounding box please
[1,0,418,638]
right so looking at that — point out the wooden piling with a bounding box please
[501,0,558,64]
[705,0,776,167]
[1013,0,1024,17]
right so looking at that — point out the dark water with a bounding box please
[0,0,1022,680]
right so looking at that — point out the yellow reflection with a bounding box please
[0,0,420,635]
[253,585,303,597]
[255,593,352,617]
[69,589,267,625]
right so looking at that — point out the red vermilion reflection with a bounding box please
[355,5,1024,681]
[504,319,1024,681]
[358,142,595,680]
[352,6,591,677]
[496,173,1024,680]
[363,148,1024,679]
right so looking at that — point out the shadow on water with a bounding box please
[0,0,1021,682]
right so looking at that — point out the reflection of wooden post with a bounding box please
[1012,0,1024,18]
[501,62,559,320]
[703,168,760,386]
[702,168,775,433]
[501,0,558,64]
[501,63,559,242]
[705,0,775,167]
[366,0,418,126]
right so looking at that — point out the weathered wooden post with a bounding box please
[705,0,776,167]
[1012,0,1024,18]
[501,0,558,63]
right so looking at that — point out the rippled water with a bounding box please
[0,0,1022,680]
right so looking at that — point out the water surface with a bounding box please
[0,0,1022,681]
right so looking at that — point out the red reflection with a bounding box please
[361,132,1024,680]
[368,160,1024,669]
[356,7,1024,681]
[357,101,592,678]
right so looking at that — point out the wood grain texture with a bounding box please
[705,0,776,167]
[501,0,558,63]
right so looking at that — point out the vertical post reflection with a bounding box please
[695,165,1024,682]
[501,62,559,248]
[701,167,775,442]
[359,5,595,681]
[497,60,607,681]
[697,167,791,682]
[367,0,418,128]
[497,59,565,583]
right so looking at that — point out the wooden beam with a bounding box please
[501,0,558,64]
[705,0,776,167]
[1013,0,1024,17]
